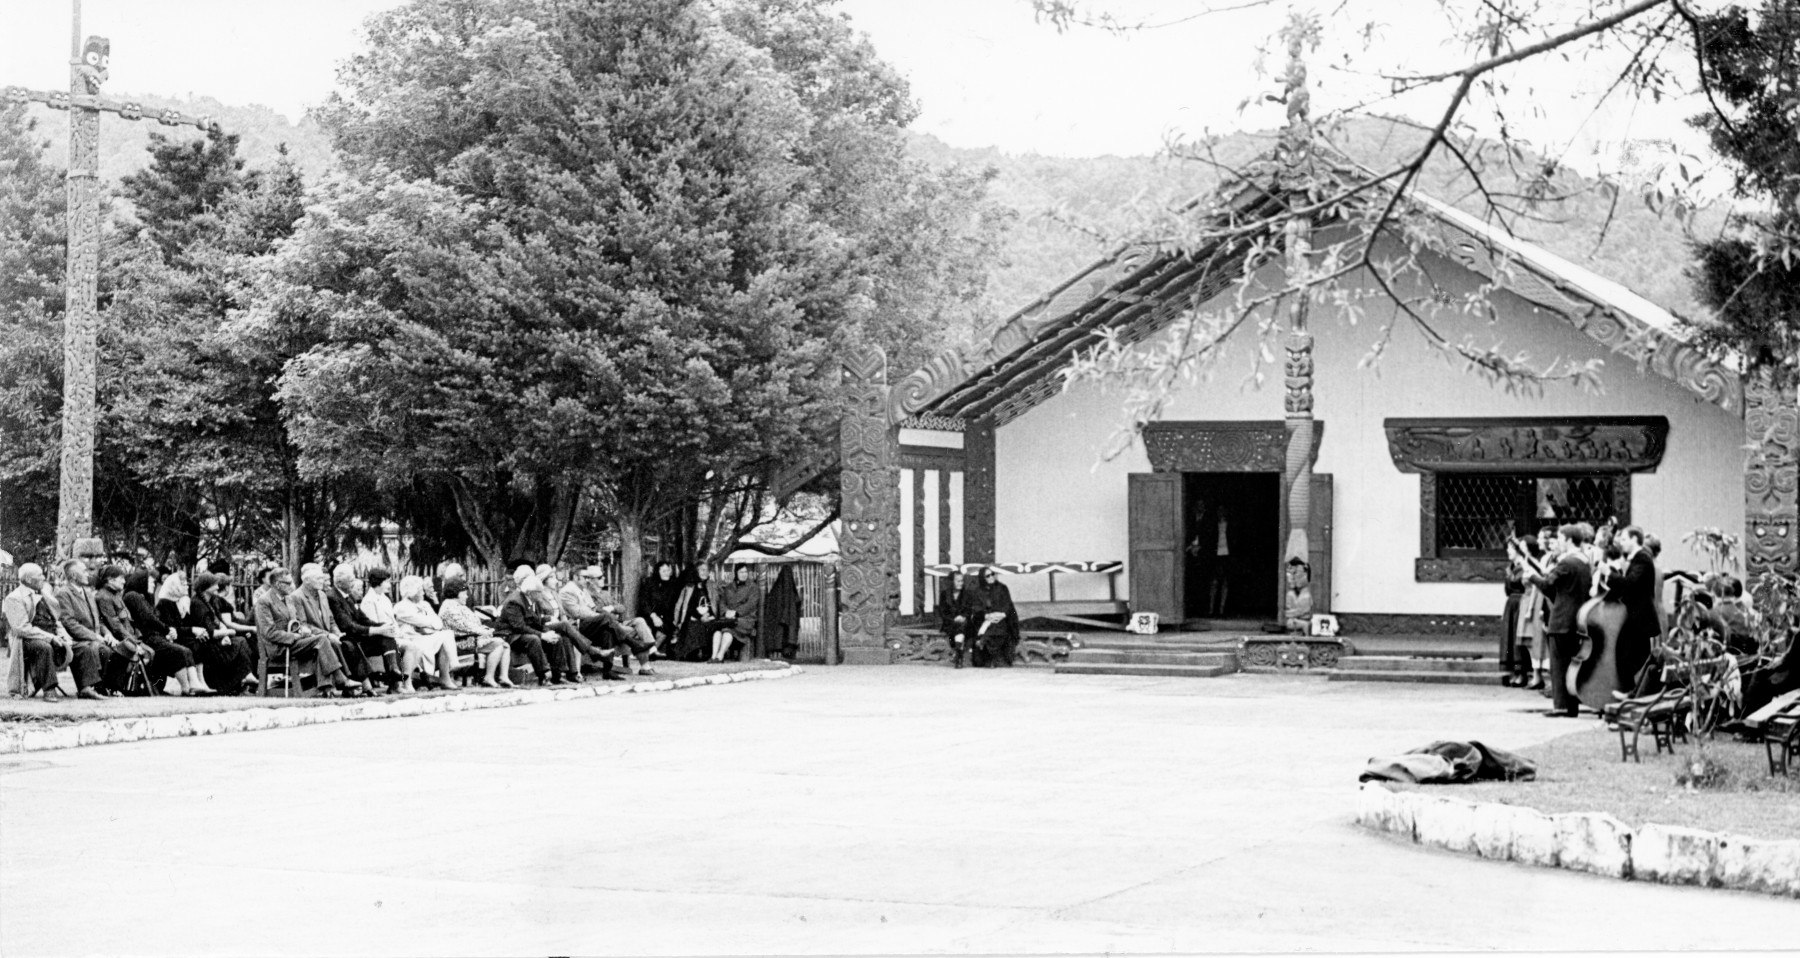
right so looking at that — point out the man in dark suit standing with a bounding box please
[1528,523,1593,717]
[1606,525,1662,694]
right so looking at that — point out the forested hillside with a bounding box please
[27,96,1712,326]
[909,116,1719,323]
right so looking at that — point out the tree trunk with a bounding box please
[449,477,505,571]
[617,508,645,617]
[545,479,579,566]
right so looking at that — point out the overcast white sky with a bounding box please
[0,0,1712,162]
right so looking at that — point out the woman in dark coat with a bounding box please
[673,566,724,663]
[961,567,1020,668]
[170,573,257,693]
[123,569,209,694]
[939,570,969,668]
[719,565,764,660]
[636,561,682,647]
[763,565,802,662]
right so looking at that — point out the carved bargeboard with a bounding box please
[839,348,899,662]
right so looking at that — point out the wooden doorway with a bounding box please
[1183,472,1281,620]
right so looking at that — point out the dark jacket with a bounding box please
[1605,550,1662,641]
[1529,552,1592,635]
[95,588,137,643]
[122,572,167,641]
[326,587,380,641]
[496,591,547,641]
[54,584,109,644]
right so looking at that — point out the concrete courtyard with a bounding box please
[1,666,1793,956]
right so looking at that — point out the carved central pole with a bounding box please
[56,0,102,559]
[1278,17,1317,575]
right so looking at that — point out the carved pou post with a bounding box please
[1276,15,1320,628]
[4,7,221,558]
[838,347,900,663]
[1745,373,1799,578]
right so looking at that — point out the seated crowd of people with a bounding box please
[3,552,806,701]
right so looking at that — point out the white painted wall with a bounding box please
[992,246,1745,613]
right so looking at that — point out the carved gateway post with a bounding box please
[838,347,900,663]
[1745,375,1799,578]
[5,5,220,557]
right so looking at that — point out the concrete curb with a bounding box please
[1354,781,1800,898]
[0,665,803,755]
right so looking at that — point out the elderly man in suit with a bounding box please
[272,564,365,697]
[1527,523,1594,718]
[4,563,69,700]
[54,558,130,699]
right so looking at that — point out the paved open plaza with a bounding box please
[2,667,1792,956]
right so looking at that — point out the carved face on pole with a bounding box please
[78,36,110,91]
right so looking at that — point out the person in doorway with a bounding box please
[1527,523,1593,718]
[1186,500,1232,616]
[962,567,1020,668]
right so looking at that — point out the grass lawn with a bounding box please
[1392,725,1800,840]
[0,658,790,726]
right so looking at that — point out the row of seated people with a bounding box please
[3,558,676,700]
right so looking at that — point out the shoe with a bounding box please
[1500,675,1515,687]
[636,668,656,676]
[43,688,64,702]
[77,688,103,700]
[1542,708,1578,718]
[1525,678,1545,691]
[602,672,627,681]
[498,679,516,688]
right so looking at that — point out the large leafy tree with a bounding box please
[1685,0,1799,388]
[0,104,66,561]
[277,0,1000,596]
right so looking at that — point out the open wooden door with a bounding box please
[1128,472,1183,621]
[1309,473,1333,612]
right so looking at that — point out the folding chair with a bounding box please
[124,655,158,696]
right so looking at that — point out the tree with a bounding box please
[0,103,66,561]
[1684,0,1799,387]
[1023,1,1787,450]
[277,0,1001,602]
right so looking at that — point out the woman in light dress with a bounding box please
[437,581,513,687]
[363,569,457,691]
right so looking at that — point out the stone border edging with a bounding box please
[0,665,803,755]
[1354,781,1799,898]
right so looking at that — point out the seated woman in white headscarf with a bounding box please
[392,574,466,690]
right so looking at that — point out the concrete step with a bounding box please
[1340,634,1494,658]
[1346,655,1501,674]
[1064,649,1235,666]
[1072,637,1241,654]
[1055,659,1239,679]
[1327,669,1505,685]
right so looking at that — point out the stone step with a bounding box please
[1327,669,1505,685]
[1063,649,1237,667]
[1071,637,1242,654]
[1346,655,1502,674]
[1055,660,1239,679]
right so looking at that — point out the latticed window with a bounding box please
[1437,474,1617,556]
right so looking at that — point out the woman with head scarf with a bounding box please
[669,565,724,663]
[637,560,682,646]
[124,568,209,694]
[961,567,1020,668]
[186,573,259,693]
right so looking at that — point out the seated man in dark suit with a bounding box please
[327,563,404,689]
[54,559,130,699]
[281,563,372,697]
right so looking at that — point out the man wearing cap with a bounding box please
[562,566,657,675]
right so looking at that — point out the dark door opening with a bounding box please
[1182,472,1280,620]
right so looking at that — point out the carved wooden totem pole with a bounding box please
[5,3,218,558]
[1745,374,1799,577]
[838,347,900,663]
[1277,17,1319,624]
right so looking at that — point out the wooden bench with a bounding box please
[1760,698,1800,777]
[924,562,1126,631]
[1609,688,1691,763]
